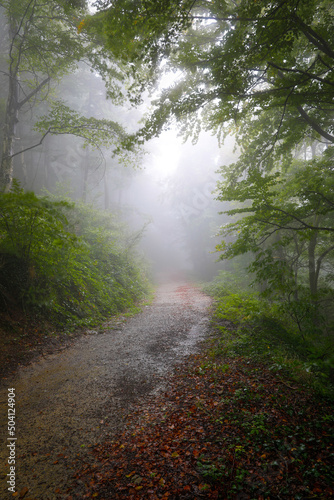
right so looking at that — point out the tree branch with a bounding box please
[17,76,51,109]
[259,204,334,232]
[304,190,334,208]
[296,106,334,143]
[292,14,334,59]
[190,15,258,22]
[10,129,52,158]
[268,61,334,87]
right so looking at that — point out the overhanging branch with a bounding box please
[296,106,334,143]
[17,76,51,109]
[292,14,334,59]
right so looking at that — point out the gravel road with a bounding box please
[0,281,211,499]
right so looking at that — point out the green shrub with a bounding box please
[0,184,149,326]
[206,275,334,399]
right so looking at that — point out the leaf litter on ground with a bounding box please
[70,336,334,500]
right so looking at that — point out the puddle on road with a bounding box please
[172,317,211,357]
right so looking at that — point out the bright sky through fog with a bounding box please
[85,2,183,177]
[88,1,97,13]
[150,66,184,177]
[149,130,183,178]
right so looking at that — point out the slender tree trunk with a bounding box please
[307,222,323,330]
[0,14,19,193]
[0,3,51,192]
[307,144,321,298]
[14,121,28,187]
[81,88,94,203]
[292,232,303,301]
[0,71,19,192]
[104,170,110,210]
[308,230,318,297]
[81,152,89,203]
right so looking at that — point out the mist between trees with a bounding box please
[0,0,334,396]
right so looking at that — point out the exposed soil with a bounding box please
[0,281,211,499]
[0,313,77,381]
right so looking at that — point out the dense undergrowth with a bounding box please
[203,271,334,400]
[0,184,149,329]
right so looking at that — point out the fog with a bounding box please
[0,46,239,283]
[118,130,237,282]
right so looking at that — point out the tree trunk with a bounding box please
[0,15,19,193]
[104,170,110,210]
[308,231,318,297]
[81,147,90,203]
[0,73,19,192]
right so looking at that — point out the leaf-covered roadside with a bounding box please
[72,339,334,499]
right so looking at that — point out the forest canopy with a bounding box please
[88,0,334,143]
[86,0,334,335]
[0,0,138,194]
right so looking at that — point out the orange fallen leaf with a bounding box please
[19,487,29,498]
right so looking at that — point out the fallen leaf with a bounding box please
[19,487,29,498]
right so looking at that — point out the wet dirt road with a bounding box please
[0,281,211,499]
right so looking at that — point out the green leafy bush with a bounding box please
[205,274,334,399]
[0,184,149,326]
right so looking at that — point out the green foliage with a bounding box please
[202,270,252,298]
[215,147,334,332]
[93,0,334,146]
[206,274,334,398]
[87,0,194,91]
[0,184,149,326]
[197,459,226,482]
[34,100,131,153]
[214,291,280,327]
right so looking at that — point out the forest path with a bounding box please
[0,280,211,499]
